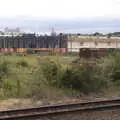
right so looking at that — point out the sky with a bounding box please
[0,0,120,19]
[0,0,120,33]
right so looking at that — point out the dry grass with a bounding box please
[0,99,33,110]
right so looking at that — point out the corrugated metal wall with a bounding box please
[0,34,68,54]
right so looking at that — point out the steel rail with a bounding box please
[0,98,120,119]
[1,104,120,120]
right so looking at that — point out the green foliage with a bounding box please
[1,53,120,99]
[39,58,62,87]
[0,58,10,84]
[67,52,78,56]
[28,67,49,99]
[0,58,12,98]
[103,53,120,85]
[107,33,112,38]
[93,32,103,36]
[26,48,35,54]
[60,61,107,93]
[16,59,28,67]
[27,61,64,100]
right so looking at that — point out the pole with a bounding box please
[56,52,60,88]
[71,36,72,53]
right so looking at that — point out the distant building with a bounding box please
[67,36,120,52]
[51,27,56,36]
[4,27,21,35]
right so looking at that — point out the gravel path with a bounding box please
[45,110,120,120]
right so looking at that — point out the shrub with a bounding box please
[40,59,62,87]
[0,59,10,79]
[16,59,28,67]
[60,61,107,94]
[36,57,108,94]
[0,58,11,97]
[103,53,120,86]
[26,48,35,54]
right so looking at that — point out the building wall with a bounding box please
[67,41,120,52]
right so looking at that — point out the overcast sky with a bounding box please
[0,0,120,33]
[0,0,120,20]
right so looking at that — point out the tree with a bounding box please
[93,32,102,36]
[107,33,112,39]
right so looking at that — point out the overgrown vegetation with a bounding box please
[0,54,120,100]
[60,61,107,93]
[16,59,29,67]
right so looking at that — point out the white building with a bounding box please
[67,36,120,52]
[4,27,21,35]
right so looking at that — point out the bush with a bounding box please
[0,59,10,79]
[26,48,35,54]
[0,58,12,97]
[60,61,107,94]
[36,57,108,94]
[16,59,28,67]
[1,53,120,99]
[40,59,62,87]
[102,53,120,86]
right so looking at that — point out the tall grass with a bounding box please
[0,54,120,99]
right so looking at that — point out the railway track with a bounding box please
[1,98,120,120]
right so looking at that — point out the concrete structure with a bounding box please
[67,36,120,52]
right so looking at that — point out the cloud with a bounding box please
[0,0,119,19]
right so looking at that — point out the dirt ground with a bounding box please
[0,95,119,111]
[33,110,120,120]
[45,110,120,120]
[0,98,85,110]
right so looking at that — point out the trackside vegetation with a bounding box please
[0,54,120,99]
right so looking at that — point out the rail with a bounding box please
[1,98,120,120]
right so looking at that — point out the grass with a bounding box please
[0,54,78,99]
[1,53,120,109]
[1,53,119,101]
[2,54,37,66]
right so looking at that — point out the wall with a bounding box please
[67,41,120,52]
